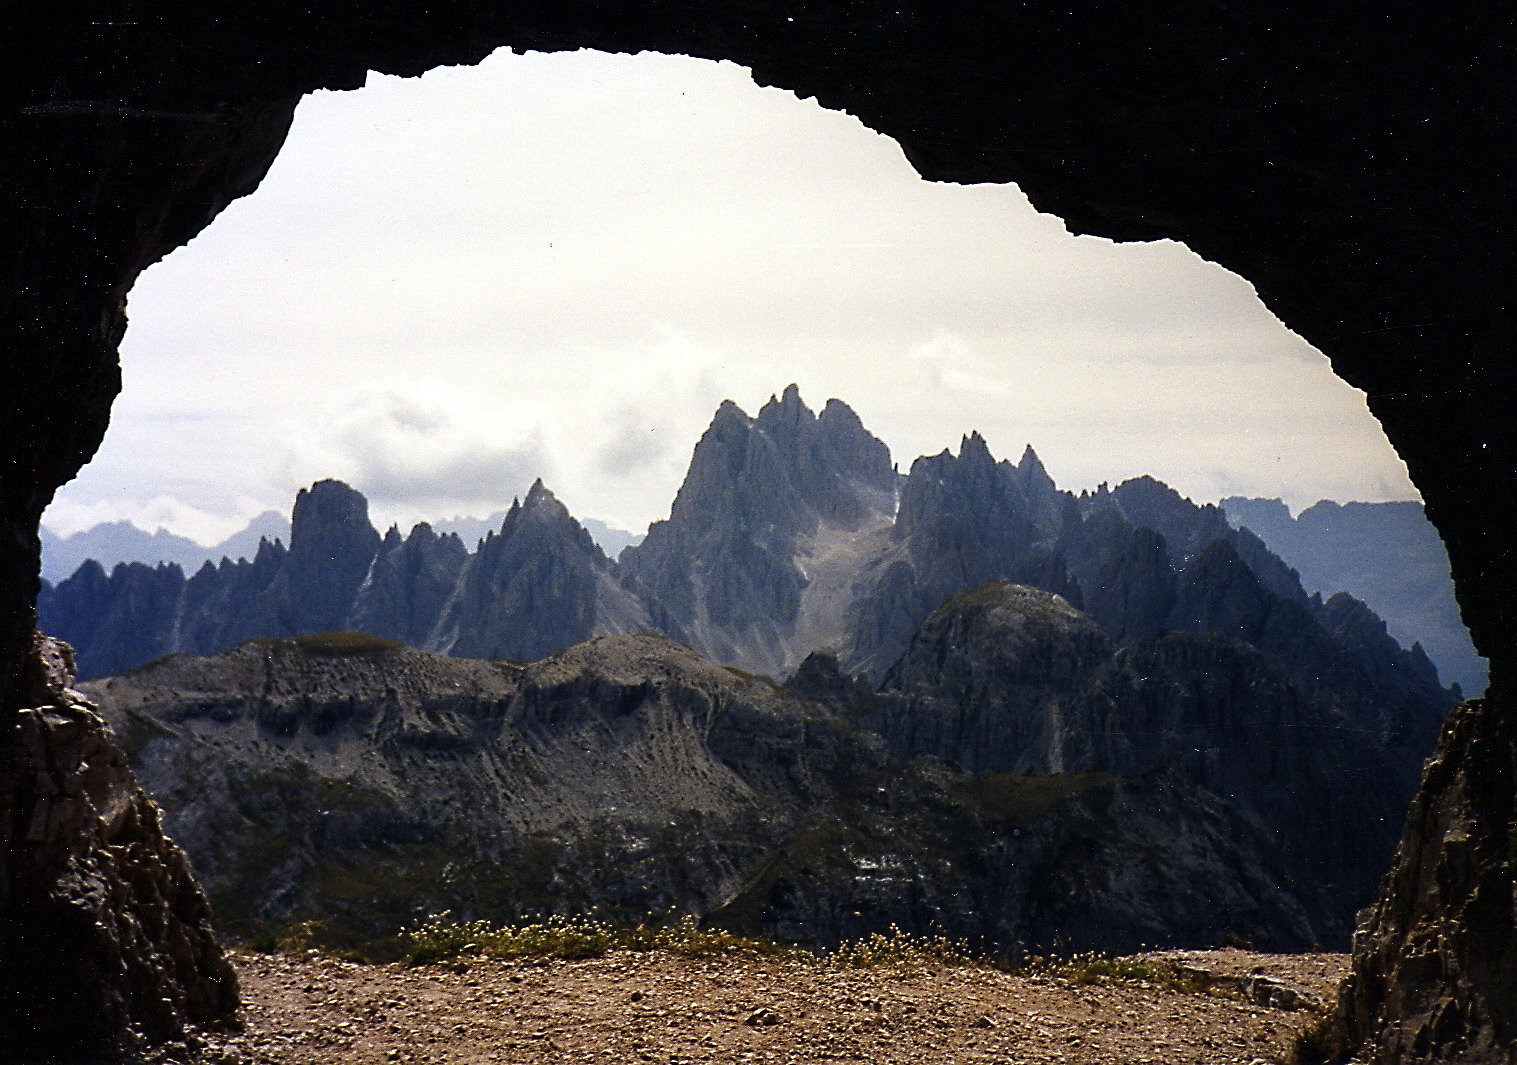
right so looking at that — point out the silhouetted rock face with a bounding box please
[0,636,237,1062]
[622,386,897,675]
[86,629,1331,958]
[865,583,1421,936]
[876,585,1113,775]
[1224,496,1488,696]
[431,481,676,662]
[277,479,384,635]
[1332,697,1517,1064]
[1082,526,1176,644]
[37,559,187,679]
[349,522,470,648]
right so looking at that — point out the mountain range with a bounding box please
[39,386,1457,715]
[39,510,291,584]
[86,583,1418,958]
[1221,497,1485,695]
[49,386,1461,956]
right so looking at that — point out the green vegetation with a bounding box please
[404,914,794,966]
[1019,952,1192,988]
[401,913,981,971]
[827,925,979,970]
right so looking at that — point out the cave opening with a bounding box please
[7,12,1510,1062]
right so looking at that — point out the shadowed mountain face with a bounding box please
[619,385,899,676]
[89,611,1345,957]
[1222,496,1487,696]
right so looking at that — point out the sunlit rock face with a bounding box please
[2,3,1512,1061]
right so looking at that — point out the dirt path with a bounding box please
[189,948,1345,1065]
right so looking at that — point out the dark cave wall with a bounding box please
[2,3,1512,1061]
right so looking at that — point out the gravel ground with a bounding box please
[182,947,1347,1065]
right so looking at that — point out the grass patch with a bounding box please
[405,914,791,966]
[1016,952,1216,994]
[827,925,980,970]
[404,914,983,971]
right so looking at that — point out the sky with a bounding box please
[43,48,1419,544]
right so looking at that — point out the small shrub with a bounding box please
[242,919,328,956]
[826,925,980,971]
[405,914,789,966]
[1017,952,1207,993]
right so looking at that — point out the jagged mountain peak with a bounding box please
[959,429,995,466]
[1017,443,1054,487]
[290,478,374,543]
[251,536,286,566]
[490,480,601,558]
[710,397,750,428]
[817,396,864,431]
[755,382,814,427]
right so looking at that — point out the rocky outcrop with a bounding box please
[874,585,1114,776]
[0,635,237,1062]
[1327,698,1517,1063]
[269,479,385,636]
[864,582,1414,935]
[86,627,1344,957]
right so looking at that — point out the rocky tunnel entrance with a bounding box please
[2,7,1512,1063]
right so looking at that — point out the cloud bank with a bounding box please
[48,48,1416,540]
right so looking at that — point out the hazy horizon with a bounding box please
[44,48,1418,545]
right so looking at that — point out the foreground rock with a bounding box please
[0,636,237,1062]
[208,946,1347,1065]
[1327,697,1517,1064]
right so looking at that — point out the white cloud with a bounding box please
[50,47,1418,543]
[282,380,552,516]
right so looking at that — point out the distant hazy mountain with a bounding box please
[581,518,644,559]
[1222,497,1486,695]
[40,510,290,582]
